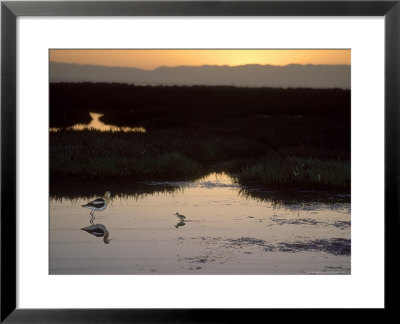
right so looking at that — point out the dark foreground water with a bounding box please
[50,173,350,274]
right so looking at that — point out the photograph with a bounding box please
[49,49,351,275]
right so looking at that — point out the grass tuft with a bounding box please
[236,155,350,188]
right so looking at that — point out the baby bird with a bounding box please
[174,212,186,221]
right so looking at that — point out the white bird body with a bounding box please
[82,191,111,216]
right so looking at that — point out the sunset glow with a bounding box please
[50,49,350,70]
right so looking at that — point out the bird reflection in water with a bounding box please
[174,212,186,228]
[175,220,186,228]
[81,223,111,244]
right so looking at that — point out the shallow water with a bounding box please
[50,173,350,274]
[50,112,146,133]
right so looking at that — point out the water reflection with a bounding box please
[50,112,146,133]
[238,186,350,208]
[50,180,180,201]
[175,220,186,228]
[50,172,351,274]
[50,172,350,210]
[81,223,111,244]
[174,212,187,228]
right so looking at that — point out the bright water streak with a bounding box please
[50,112,146,133]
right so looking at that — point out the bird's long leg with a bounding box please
[89,209,96,224]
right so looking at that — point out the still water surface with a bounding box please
[50,173,350,274]
[50,112,146,133]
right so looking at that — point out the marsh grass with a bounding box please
[237,155,350,189]
[50,178,182,201]
[50,84,350,190]
[50,83,350,128]
[50,129,350,190]
[50,130,206,180]
[237,187,350,208]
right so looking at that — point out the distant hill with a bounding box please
[50,62,350,89]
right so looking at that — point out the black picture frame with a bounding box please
[1,0,399,321]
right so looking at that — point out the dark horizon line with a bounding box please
[49,61,351,72]
[49,81,350,90]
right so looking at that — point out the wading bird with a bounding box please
[174,212,186,221]
[82,191,111,222]
[81,223,111,244]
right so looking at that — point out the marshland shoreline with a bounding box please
[50,83,350,191]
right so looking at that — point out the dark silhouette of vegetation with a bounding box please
[50,83,350,190]
[50,83,350,129]
[50,177,181,201]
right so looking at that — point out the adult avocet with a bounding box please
[82,191,111,221]
[81,223,111,244]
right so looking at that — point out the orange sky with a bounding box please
[50,49,350,70]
